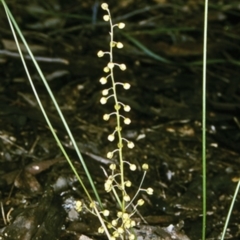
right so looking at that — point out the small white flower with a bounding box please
[129,234,135,240]
[103,114,110,121]
[117,212,123,218]
[113,231,119,238]
[116,42,123,48]
[123,195,130,202]
[97,50,104,57]
[98,226,104,233]
[127,141,134,149]
[124,219,131,228]
[123,83,131,89]
[124,105,131,112]
[100,97,107,104]
[137,199,145,206]
[89,202,96,208]
[146,187,154,195]
[75,200,82,212]
[103,66,110,73]
[130,220,136,227]
[107,62,115,69]
[142,163,149,170]
[112,219,118,226]
[104,180,112,192]
[130,164,136,171]
[103,15,110,21]
[101,3,108,10]
[102,209,110,216]
[109,163,116,170]
[102,89,109,96]
[99,77,107,84]
[119,64,126,71]
[118,22,125,29]
[117,227,124,234]
[122,213,129,220]
[107,152,113,159]
[108,134,115,141]
[124,118,131,125]
[125,180,132,187]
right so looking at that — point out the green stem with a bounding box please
[202,1,209,239]
[108,8,125,212]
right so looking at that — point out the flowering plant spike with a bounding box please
[77,3,154,239]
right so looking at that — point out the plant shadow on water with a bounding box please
[0,0,240,239]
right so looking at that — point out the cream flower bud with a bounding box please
[124,219,131,228]
[112,219,118,226]
[117,212,123,218]
[89,202,96,208]
[123,195,130,202]
[124,118,131,124]
[107,152,113,159]
[146,187,154,195]
[117,227,124,234]
[118,22,125,29]
[137,199,145,206]
[124,105,131,112]
[122,213,129,219]
[127,141,134,149]
[110,163,116,170]
[103,66,110,73]
[123,83,130,89]
[119,64,126,71]
[103,15,110,21]
[116,42,123,48]
[100,97,107,104]
[98,226,104,233]
[103,114,110,121]
[101,3,108,10]
[99,77,107,84]
[108,134,115,141]
[130,164,136,171]
[142,163,149,170]
[113,232,119,238]
[102,210,110,216]
[75,200,82,211]
[125,180,132,187]
[130,220,136,227]
[104,180,112,192]
[97,50,104,57]
[107,62,115,69]
[129,234,135,240]
[102,89,109,96]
